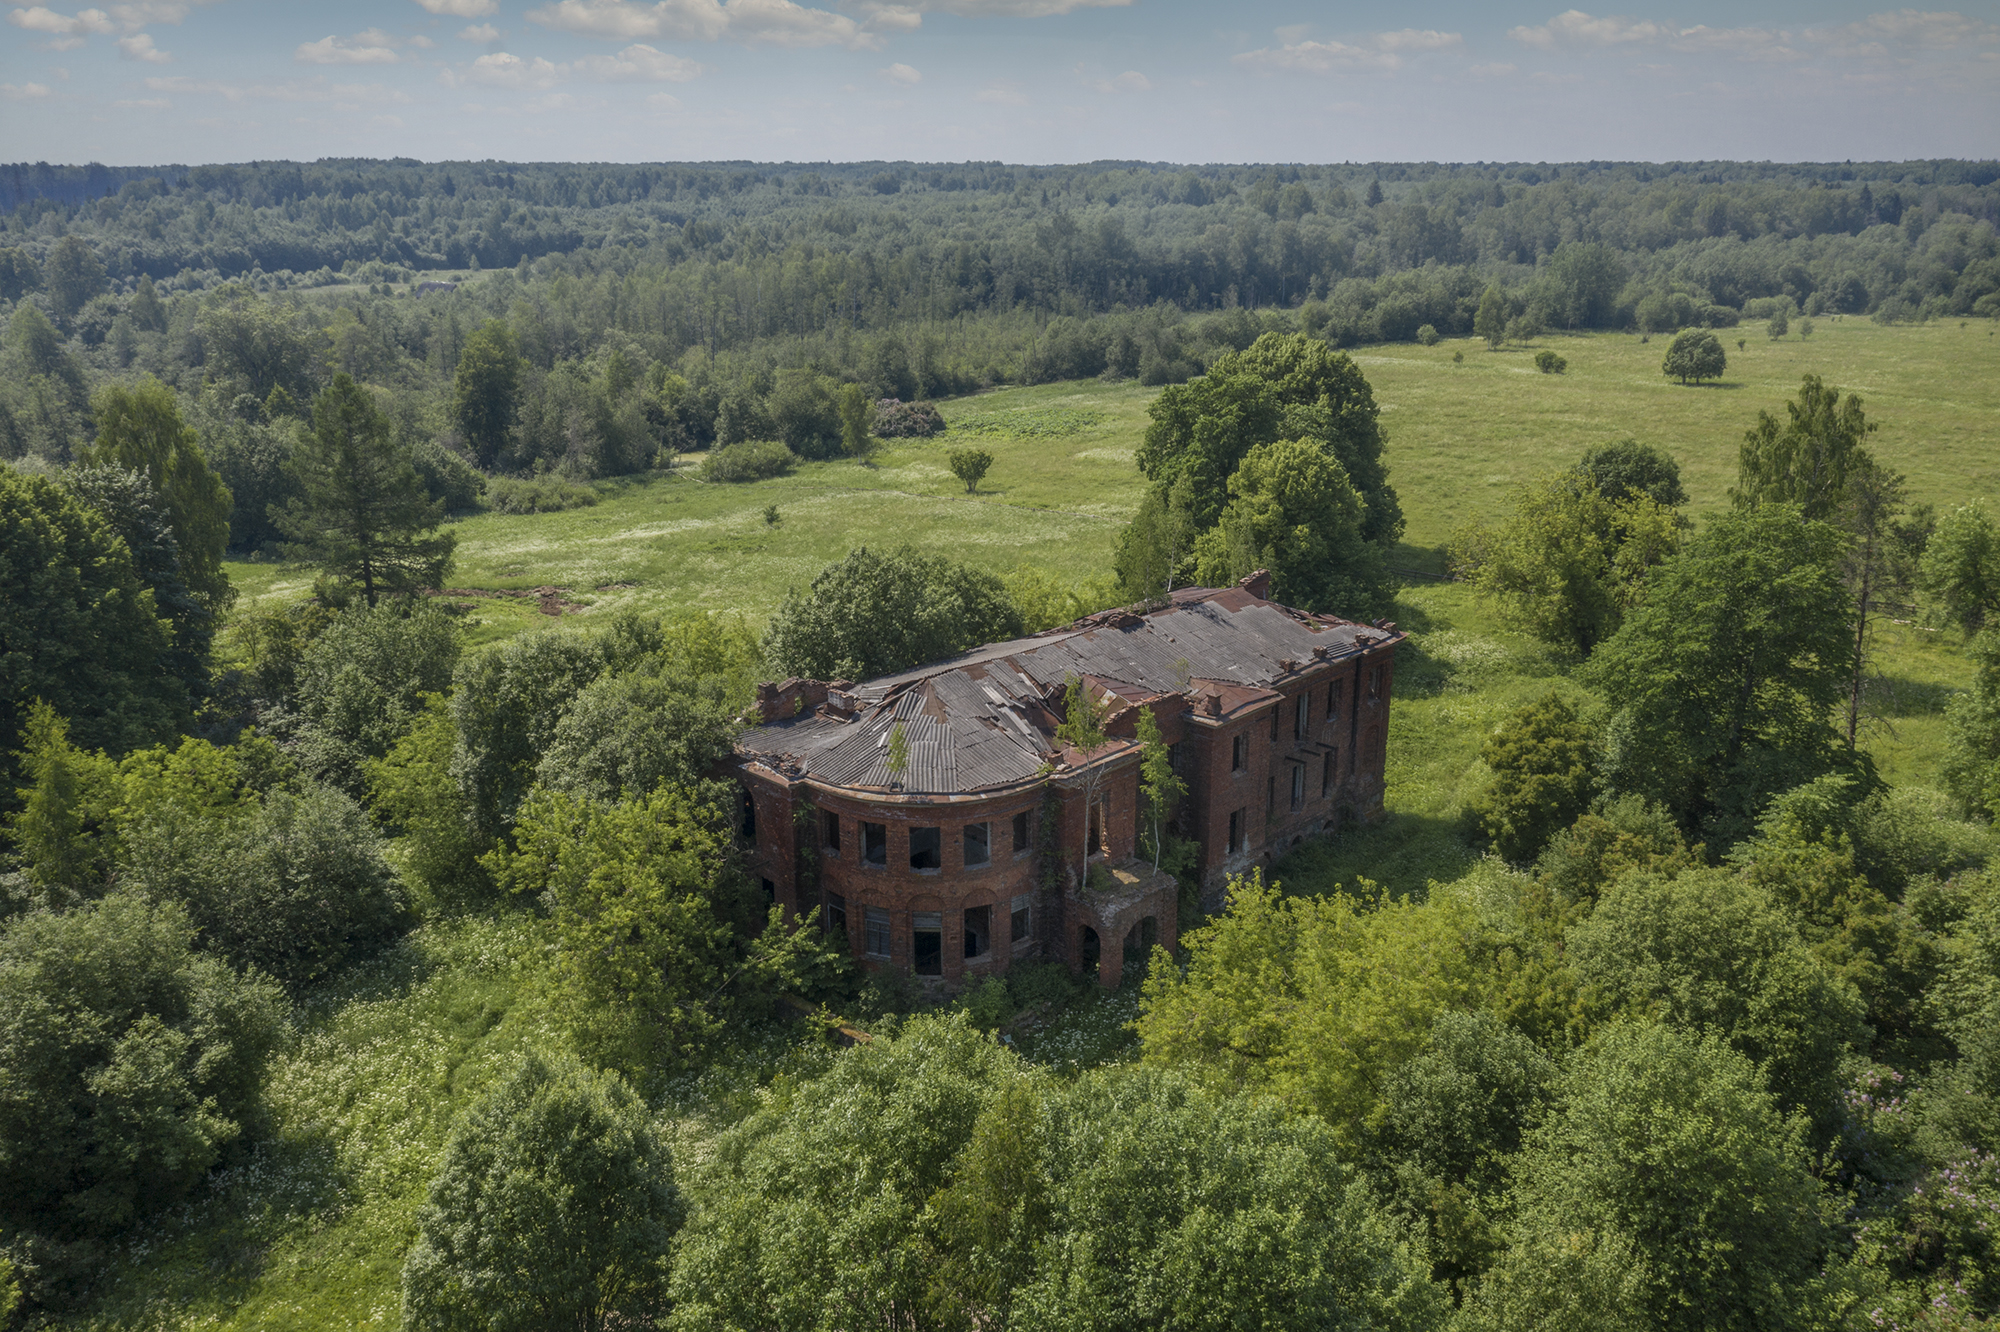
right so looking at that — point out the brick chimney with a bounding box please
[1238,569,1272,600]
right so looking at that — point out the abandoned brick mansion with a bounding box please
[729,571,1404,989]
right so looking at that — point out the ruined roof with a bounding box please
[737,583,1403,797]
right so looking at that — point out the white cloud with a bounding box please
[644,89,681,107]
[1375,28,1462,52]
[117,30,167,59]
[0,80,53,97]
[1237,25,1463,73]
[145,73,413,103]
[865,0,1126,14]
[1809,9,2000,54]
[529,0,877,47]
[974,81,1026,104]
[458,21,500,40]
[112,95,169,106]
[108,0,200,26]
[1085,67,1147,91]
[1508,11,1672,47]
[570,42,705,79]
[412,0,498,15]
[880,60,920,83]
[1470,61,1517,76]
[453,51,565,87]
[8,7,117,37]
[443,43,704,88]
[295,29,406,64]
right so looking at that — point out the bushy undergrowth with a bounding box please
[699,439,795,483]
[483,472,599,514]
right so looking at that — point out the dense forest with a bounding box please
[3,159,2000,1330]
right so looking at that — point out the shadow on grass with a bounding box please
[1866,674,1963,719]
[1270,808,1478,903]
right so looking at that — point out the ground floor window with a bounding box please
[1228,808,1245,853]
[1323,749,1338,797]
[760,878,775,903]
[825,891,847,933]
[964,905,991,958]
[864,907,891,958]
[1012,893,1033,942]
[913,911,943,975]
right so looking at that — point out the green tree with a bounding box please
[1464,1023,1834,1332]
[1735,374,1876,521]
[8,703,117,900]
[62,465,215,698]
[1661,327,1726,385]
[194,287,318,403]
[1369,1011,1557,1302]
[1007,1067,1445,1332]
[1922,501,2000,639]
[0,468,183,769]
[763,546,1023,681]
[1567,867,1866,1133]
[0,247,40,302]
[1112,473,1200,604]
[276,373,456,607]
[1944,630,2000,820]
[1056,675,1112,892]
[128,274,166,332]
[1474,284,1508,348]
[533,670,741,803]
[368,695,491,910]
[449,628,610,840]
[288,600,461,789]
[41,237,106,322]
[1579,438,1687,507]
[116,758,406,987]
[451,319,522,469]
[1136,871,1485,1144]
[836,381,873,457]
[1193,436,1395,619]
[402,1054,682,1332]
[1136,333,1400,546]
[1460,469,1682,656]
[1135,705,1184,873]
[0,892,284,1300]
[6,304,76,388]
[1586,505,1852,842]
[1476,692,1599,863]
[1768,308,1790,339]
[1537,241,1625,328]
[489,784,833,1066]
[84,376,233,612]
[948,446,994,493]
[670,1014,1023,1330]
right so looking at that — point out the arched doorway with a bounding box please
[1080,925,1101,972]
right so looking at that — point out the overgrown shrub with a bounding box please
[1534,349,1567,374]
[412,439,484,512]
[699,439,795,483]
[872,399,946,438]
[484,472,599,514]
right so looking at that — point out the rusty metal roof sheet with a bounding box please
[737,585,1401,796]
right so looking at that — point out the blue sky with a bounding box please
[3,0,1996,165]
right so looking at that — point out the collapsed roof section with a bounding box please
[736,580,1403,797]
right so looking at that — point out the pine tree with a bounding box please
[278,373,455,607]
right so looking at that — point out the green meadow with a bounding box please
[222,318,1996,890]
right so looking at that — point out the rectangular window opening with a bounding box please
[1290,765,1305,810]
[1012,893,1033,943]
[1228,808,1245,854]
[1167,741,1185,775]
[739,786,757,843]
[913,911,943,976]
[1269,708,1279,742]
[1322,749,1338,797]
[1295,696,1310,741]
[863,821,887,866]
[864,906,891,958]
[1012,810,1031,854]
[1327,680,1340,721]
[825,890,847,934]
[1369,665,1382,699]
[1267,774,1276,823]
[760,877,776,904]
[964,905,991,959]
[910,826,942,871]
[964,821,991,867]
[822,810,840,854]
[1231,734,1247,771]
[1088,802,1104,856]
